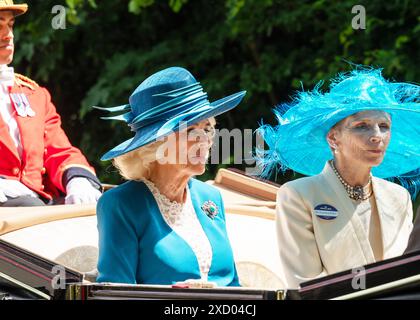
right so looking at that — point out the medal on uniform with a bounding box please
[10,93,35,117]
[21,94,35,117]
[314,204,338,220]
[10,93,27,117]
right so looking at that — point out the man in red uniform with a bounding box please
[0,1,102,206]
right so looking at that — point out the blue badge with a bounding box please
[314,204,338,220]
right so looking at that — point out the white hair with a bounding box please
[112,140,164,181]
[113,117,216,180]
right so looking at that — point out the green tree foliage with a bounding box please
[13,0,419,209]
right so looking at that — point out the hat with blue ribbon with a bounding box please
[256,68,419,187]
[96,67,246,161]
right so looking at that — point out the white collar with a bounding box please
[0,64,15,87]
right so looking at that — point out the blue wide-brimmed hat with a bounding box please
[96,67,246,161]
[256,68,420,181]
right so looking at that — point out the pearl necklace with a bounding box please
[329,160,372,201]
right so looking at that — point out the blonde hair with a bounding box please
[113,117,216,180]
[112,140,164,181]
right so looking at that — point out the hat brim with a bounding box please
[101,90,246,161]
[0,4,28,16]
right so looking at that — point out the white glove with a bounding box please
[65,177,102,205]
[0,179,39,203]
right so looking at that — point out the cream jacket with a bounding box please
[276,162,413,289]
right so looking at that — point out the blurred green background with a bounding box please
[12,0,419,211]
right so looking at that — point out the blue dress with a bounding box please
[96,178,240,286]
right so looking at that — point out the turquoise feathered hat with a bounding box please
[256,68,420,196]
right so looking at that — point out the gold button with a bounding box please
[41,167,46,174]
[41,185,45,190]
[12,167,20,175]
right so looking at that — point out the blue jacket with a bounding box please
[96,178,240,286]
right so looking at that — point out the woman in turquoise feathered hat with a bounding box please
[95,66,246,286]
[257,67,419,289]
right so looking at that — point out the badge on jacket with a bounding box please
[10,93,36,117]
[314,204,338,220]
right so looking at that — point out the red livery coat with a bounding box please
[0,74,96,200]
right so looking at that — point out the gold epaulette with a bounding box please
[14,73,39,90]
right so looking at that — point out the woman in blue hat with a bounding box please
[95,67,246,286]
[257,68,419,289]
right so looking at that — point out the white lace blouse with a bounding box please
[141,179,213,281]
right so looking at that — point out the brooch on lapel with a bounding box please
[10,92,36,117]
[201,200,218,219]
